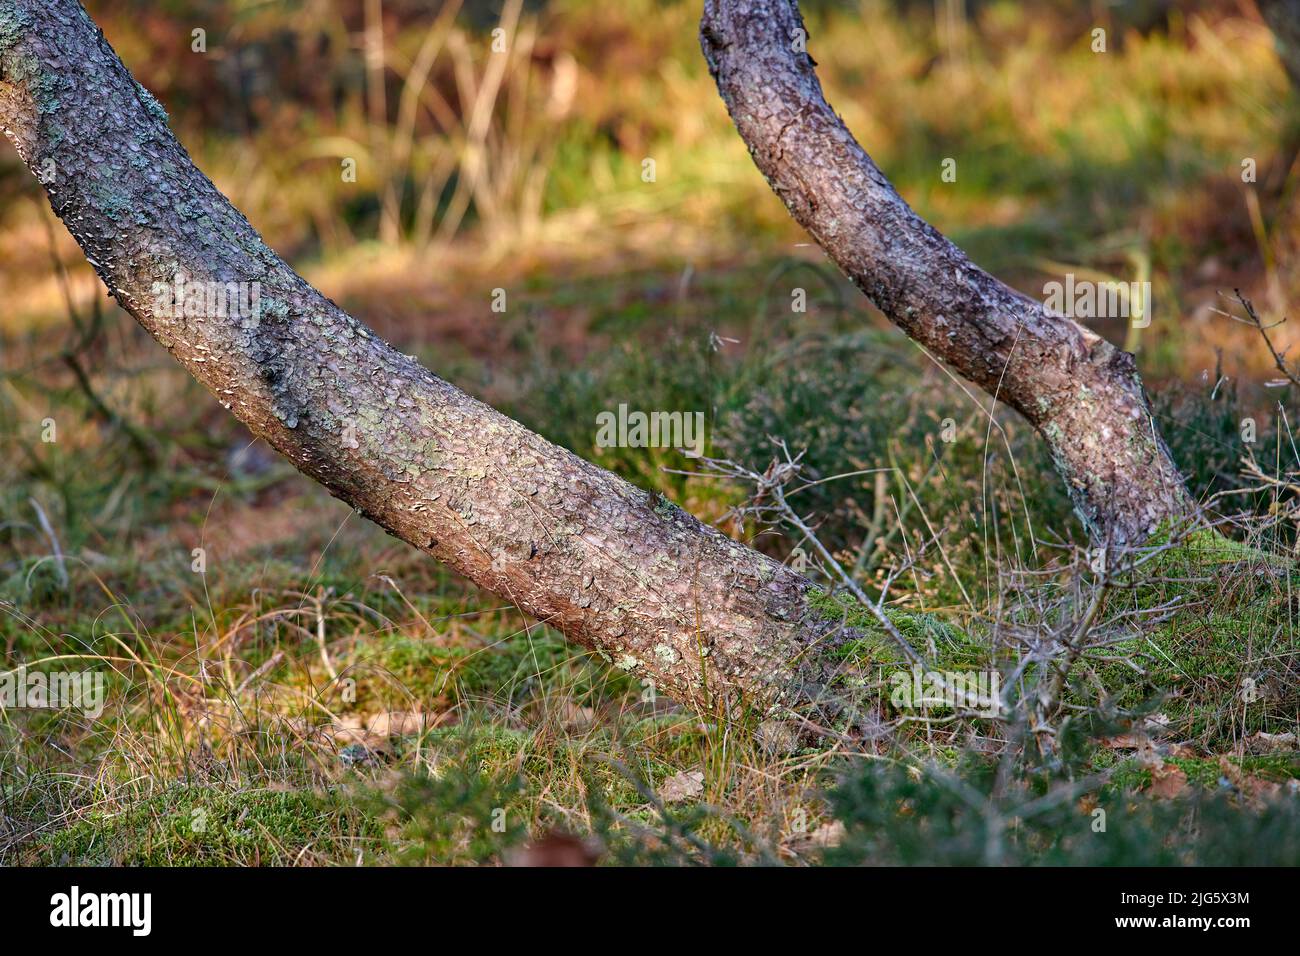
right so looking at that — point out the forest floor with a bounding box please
[1,0,1298,864]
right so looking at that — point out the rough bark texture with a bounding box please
[0,0,855,720]
[701,0,1193,545]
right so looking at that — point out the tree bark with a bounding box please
[0,0,854,721]
[700,0,1193,546]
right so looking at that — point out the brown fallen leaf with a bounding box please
[506,831,601,867]
[1218,755,1285,805]
[808,820,846,848]
[333,710,445,741]
[308,714,382,749]
[1136,737,1165,770]
[1148,764,1188,799]
[1241,776,1283,802]
[363,711,440,736]
[660,769,705,803]
[1144,713,1172,733]
[1105,715,1177,751]
[555,699,596,731]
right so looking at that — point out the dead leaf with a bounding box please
[506,831,601,867]
[809,820,846,848]
[1217,755,1286,805]
[555,700,596,731]
[331,710,445,743]
[660,769,705,803]
[1148,764,1188,799]
[1136,737,1165,770]
[1144,713,1172,733]
[364,711,436,736]
[316,715,383,749]
[1241,776,1283,802]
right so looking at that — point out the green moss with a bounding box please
[39,786,371,866]
[1107,754,1299,794]
[827,757,1300,866]
[809,590,975,666]
[1148,526,1277,569]
[1090,528,1299,746]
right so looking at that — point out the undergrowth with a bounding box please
[1,0,1298,865]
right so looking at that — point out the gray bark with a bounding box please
[701,0,1193,546]
[0,0,855,722]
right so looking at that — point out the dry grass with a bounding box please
[2,0,1299,865]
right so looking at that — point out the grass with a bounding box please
[36,787,376,867]
[1,0,1299,865]
[3,255,1296,863]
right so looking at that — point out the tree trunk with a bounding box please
[700,0,1193,546]
[0,0,854,722]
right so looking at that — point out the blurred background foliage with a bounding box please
[2,0,1299,865]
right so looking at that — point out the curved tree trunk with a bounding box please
[0,0,855,722]
[700,0,1193,546]
[2,0,1197,727]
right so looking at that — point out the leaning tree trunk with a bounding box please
[701,0,1193,546]
[2,0,1194,726]
[0,0,859,723]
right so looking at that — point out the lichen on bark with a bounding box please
[700,0,1193,546]
[0,0,867,728]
